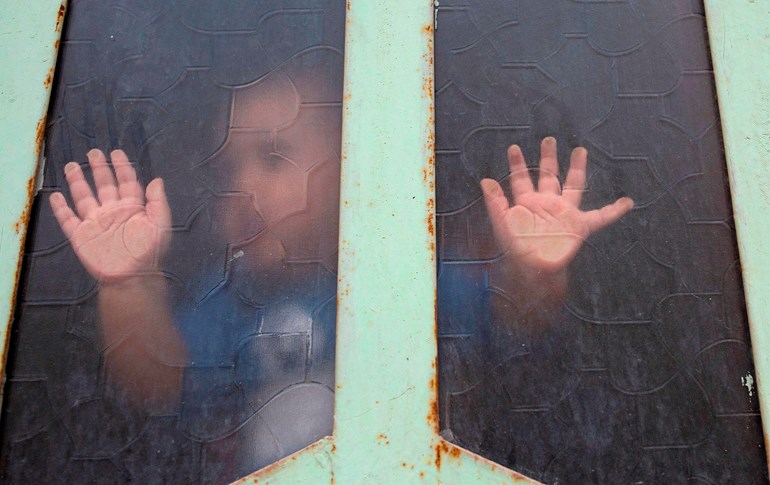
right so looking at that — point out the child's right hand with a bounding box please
[481,137,633,276]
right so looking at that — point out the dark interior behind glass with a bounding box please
[0,1,344,483]
[435,1,768,483]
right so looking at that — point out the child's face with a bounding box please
[214,71,342,265]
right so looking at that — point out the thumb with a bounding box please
[145,178,171,229]
[584,196,634,234]
[480,178,514,253]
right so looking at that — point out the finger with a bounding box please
[481,178,512,250]
[563,147,588,207]
[110,150,144,201]
[64,161,100,219]
[145,178,171,228]
[87,149,119,204]
[49,191,81,239]
[584,197,634,234]
[507,144,533,202]
[538,136,561,194]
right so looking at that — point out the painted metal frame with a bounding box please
[0,0,66,402]
[704,0,770,466]
[0,0,768,482]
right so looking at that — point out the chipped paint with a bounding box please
[742,372,755,397]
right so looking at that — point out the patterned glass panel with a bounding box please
[0,1,344,483]
[435,1,768,483]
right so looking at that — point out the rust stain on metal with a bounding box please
[23,113,48,233]
[34,117,46,157]
[427,355,439,436]
[2,172,38,392]
[55,3,67,32]
[4,243,24,337]
[43,68,54,89]
[434,438,540,482]
[376,433,390,446]
[443,441,462,460]
[344,1,352,27]
[434,438,462,469]
[12,176,36,235]
[1,242,24,387]
[423,11,437,254]
[422,72,434,99]
[428,282,440,448]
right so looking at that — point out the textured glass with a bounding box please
[435,1,768,483]
[0,1,344,483]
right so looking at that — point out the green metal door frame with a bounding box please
[0,0,66,399]
[1,1,769,482]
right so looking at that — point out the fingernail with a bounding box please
[64,162,79,174]
[480,179,496,192]
[543,136,556,145]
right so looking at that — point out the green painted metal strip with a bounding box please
[242,0,548,481]
[240,0,441,481]
[704,0,770,467]
[0,0,65,387]
[332,0,439,482]
[237,437,334,484]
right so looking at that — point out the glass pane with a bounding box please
[435,1,768,483]
[0,1,344,482]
